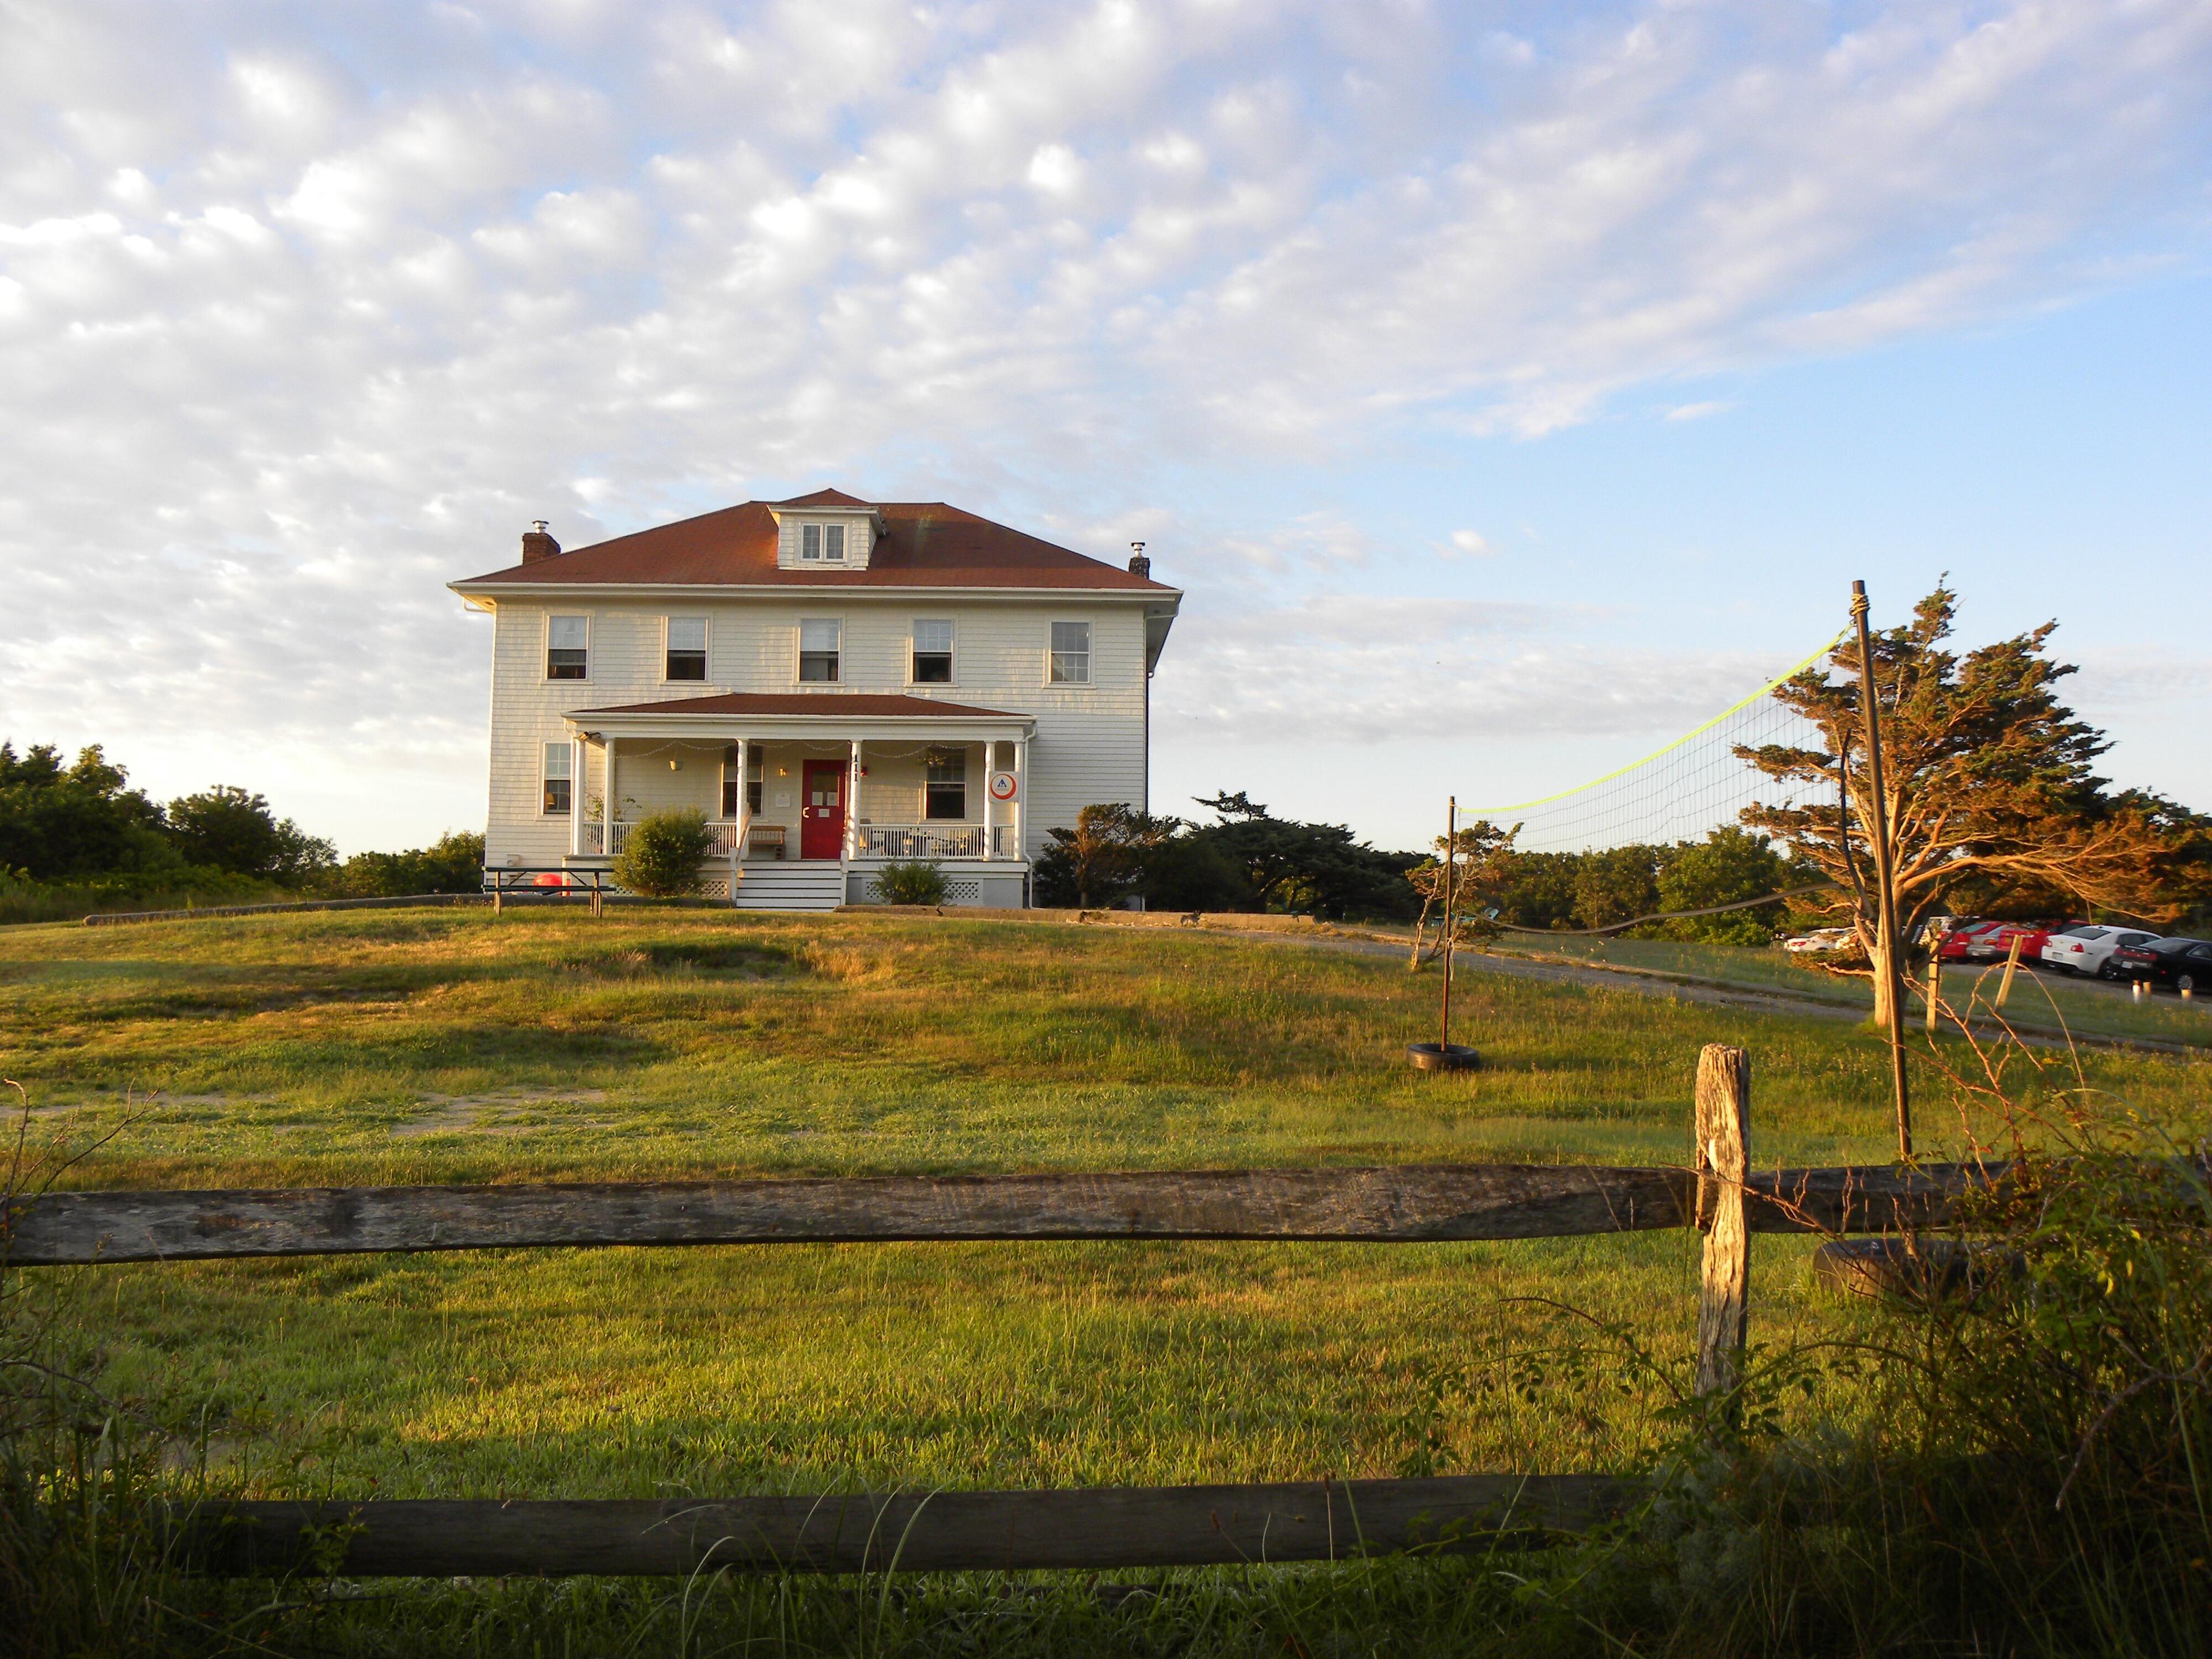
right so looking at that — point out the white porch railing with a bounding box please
[579,821,744,858]
[860,824,986,859]
[578,821,1015,862]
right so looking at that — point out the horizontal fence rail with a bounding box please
[10,1050,2022,1582]
[177,1475,1652,1577]
[4,1163,1991,1266]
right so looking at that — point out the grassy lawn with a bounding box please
[5,907,2207,1513]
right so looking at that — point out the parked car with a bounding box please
[1782,927,1856,955]
[2040,924,2162,980]
[1965,920,2075,963]
[1936,922,2004,962]
[2111,937,2212,993]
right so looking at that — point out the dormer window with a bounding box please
[800,523,848,562]
[773,501,880,570]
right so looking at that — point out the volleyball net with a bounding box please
[1459,632,1844,854]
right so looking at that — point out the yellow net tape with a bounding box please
[1461,629,1848,819]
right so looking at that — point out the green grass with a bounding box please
[5,907,2210,1654]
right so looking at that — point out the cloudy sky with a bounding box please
[3,0,2209,854]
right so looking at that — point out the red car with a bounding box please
[1936,922,2003,962]
[1964,920,2078,964]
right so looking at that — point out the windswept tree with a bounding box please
[1190,791,1417,919]
[1033,803,1180,908]
[1740,582,2202,1026]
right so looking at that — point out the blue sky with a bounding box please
[2,0,2207,854]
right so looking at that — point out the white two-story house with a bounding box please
[449,490,1181,910]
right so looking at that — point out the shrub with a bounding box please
[874,859,947,906]
[324,831,486,898]
[610,809,713,898]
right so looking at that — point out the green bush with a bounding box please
[874,859,948,906]
[609,809,714,898]
[322,831,486,898]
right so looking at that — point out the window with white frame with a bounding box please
[665,616,707,681]
[912,619,953,683]
[799,523,848,562]
[925,747,967,820]
[547,615,588,679]
[1049,620,1091,684]
[542,742,572,815]
[799,618,841,682]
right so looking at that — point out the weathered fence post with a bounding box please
[1694,1044,1751,1403]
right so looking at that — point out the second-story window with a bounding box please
[665,617,707,681]
[547,615,588,679]
[912,619,953,683]
[925,747,967,820]
[799,619,841,682]
[1050,620,1091,684]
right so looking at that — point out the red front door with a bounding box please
[800,760,846,860]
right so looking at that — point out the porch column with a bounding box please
[734,738,752,863]
[1013,736,1027,866]
[983,740,998,861]
[568,736,585,857]
[602,737,615,857]
[845,737,863,861]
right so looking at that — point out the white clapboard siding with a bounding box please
[481,598,1155,869]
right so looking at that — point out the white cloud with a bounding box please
[1,0,2207,847]
[1664,400,1729,422]
[1445,529,1492,557]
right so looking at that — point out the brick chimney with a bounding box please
[1127,540,1150,578]
[521,520,560,563]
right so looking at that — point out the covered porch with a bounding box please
[559,692,1035,910]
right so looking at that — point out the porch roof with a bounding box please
[570,692,1024,719]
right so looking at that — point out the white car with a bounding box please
[2040,924,2160,980]
[1782,927,1856,955]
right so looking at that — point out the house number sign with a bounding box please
[988,771,1019,802]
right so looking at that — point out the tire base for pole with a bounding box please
[1406,1041,1481,1073]
[1811,1237,2015,1301]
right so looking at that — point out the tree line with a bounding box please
[1033,793,1812,941]
[0,741,482,919]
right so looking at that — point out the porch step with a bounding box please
[732,863,845,912]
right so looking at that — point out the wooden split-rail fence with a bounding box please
[9,1046,1981,1579]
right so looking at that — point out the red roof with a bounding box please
[455,498,1169,592]
[569,692,1027,719]
[770,487,873,509]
